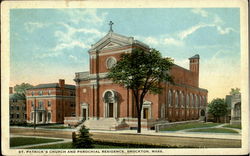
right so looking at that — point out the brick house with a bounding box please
[67,27,208,130]
[9,87,26,124]
[26,79,76,124]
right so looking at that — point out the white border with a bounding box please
[1,0,249,155]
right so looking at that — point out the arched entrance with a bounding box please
[200,109,205,116]
[103,90,118,118]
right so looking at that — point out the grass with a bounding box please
[187,128,239,133]
[41,126,72,129]
[10,137,63,147]
[27,141,190,149]
[223,124,241,129]
[160,122,221,131]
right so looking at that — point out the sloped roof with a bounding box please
[189,54,200,59]
[9,93,25,100]
[88,31,149,52]
[28,83,75,90]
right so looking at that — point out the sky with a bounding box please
[10,8,240,102]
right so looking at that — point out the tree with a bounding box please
[230,88,240,95]
[107,48,174,133]
[72,125,94,148]
[13,83,33,99]
[208,98,228,123]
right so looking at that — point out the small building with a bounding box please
[9,87,26,124]
[26,79,76,124]
[230,93,241,124]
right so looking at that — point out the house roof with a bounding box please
[28,83,75,90]
[9,93,25,100]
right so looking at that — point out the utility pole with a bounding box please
[33,97,36,129]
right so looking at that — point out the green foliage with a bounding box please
[14,83,33,99]
[230,88,240,95]
[72,125,94,148]
[107,48,173,94]
[107,48,173,133]
[208,98,228,122]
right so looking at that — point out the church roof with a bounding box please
[88,31,149,52]
[28,83,75,90]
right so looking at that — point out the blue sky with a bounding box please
[10,8,240,101]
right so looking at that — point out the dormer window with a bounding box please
[31,91,34,96]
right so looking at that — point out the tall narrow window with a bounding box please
[175,91,179,107]
[168,90,172,107]
[186,94,189,108]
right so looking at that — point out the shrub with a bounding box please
[72,125,94,148]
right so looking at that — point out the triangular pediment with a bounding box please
[89,32,135,52]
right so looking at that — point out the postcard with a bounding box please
[1,0,249,155]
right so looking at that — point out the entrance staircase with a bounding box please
[77,118,129,130]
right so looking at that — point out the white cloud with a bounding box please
[62,9,107,25]
[69,55,78,61]
[164,38,183,46]
[216,26,234,34]
[178,9,235,40]
[24,22,49,33]
[52,41,90,52]
[144,37,159,45]
[178,23,210,40]
[191,8,208,17]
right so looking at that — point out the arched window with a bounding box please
[175,91,179,107]
[186,94,189,108]
[161,104,165,118]
[195,95,198,108]
[180,92,184,107]
[199,96,202,108]
[191,94,194,108]
[168,90,172,107]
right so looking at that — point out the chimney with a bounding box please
[9,87,13,94]
[59,79,65,88]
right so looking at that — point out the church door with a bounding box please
[108,103,113,117]
[143,108,149,119]
[82,108,86,120]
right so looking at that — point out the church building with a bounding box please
[69,22,208,130]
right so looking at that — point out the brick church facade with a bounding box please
[68,27,208,130]
[26,79,76,124]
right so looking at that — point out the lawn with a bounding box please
[27,141,188,149]
[41,126,72,129]
[10,137,63,147]
[186,128,238,133]
[160,122,221,131]
[223,124,241,129]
